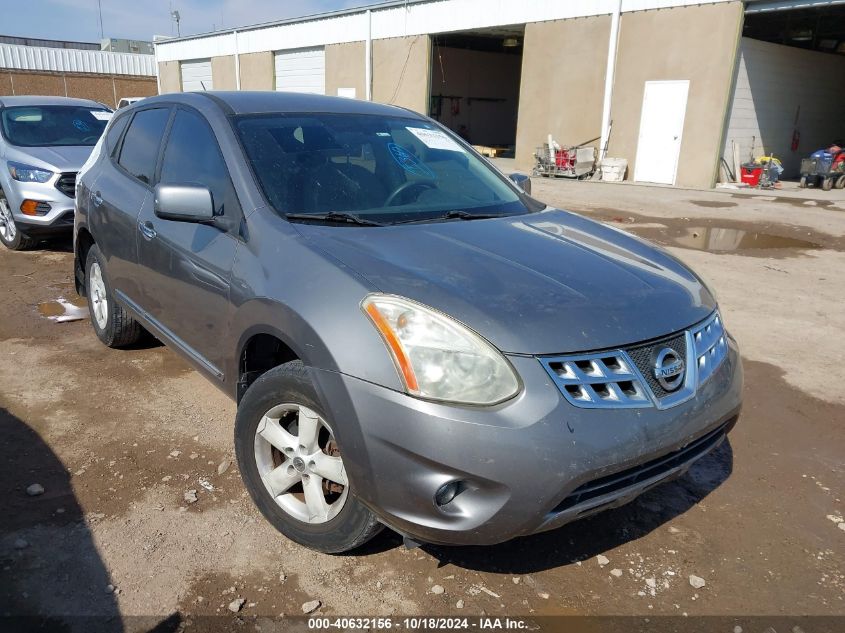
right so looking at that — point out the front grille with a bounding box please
[542,352,651,409]
[552,421,731,514]
[691,312,727,385]
[625,333,687,399]
[540,311,728,410]
[55,172,77,198]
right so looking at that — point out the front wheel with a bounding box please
[235,361,382,553]
[0,189,36,251]
[822,176,834,191]
[798,175,808,189]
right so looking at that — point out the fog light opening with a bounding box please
[434,480,465,507]
[21,200,51,216]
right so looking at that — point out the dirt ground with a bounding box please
[1,180,843,631]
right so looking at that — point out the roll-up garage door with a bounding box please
[181,59,213,91]
[274,47,325,94]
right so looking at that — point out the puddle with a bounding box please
[654,226,821,253]
[690,200,738,208]
[38,297,89,323]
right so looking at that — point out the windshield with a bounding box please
[234,113,529,224]
[0,105,112,147]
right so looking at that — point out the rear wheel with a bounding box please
[822,176,834,191]
[798,175,808,189]
[0,189,36,251]
[85,244,142,347]
[235,361,382,553]
[836,175,845,190]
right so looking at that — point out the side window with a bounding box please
[105,113,130,156]
[159,109,235,217]
[117,108,170,185]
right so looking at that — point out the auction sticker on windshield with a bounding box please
[91,111,113,121]
[407,127,464,152]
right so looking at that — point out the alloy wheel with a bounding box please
[0,197,16,242]
[89,262,109,329]
[253,403,348,524]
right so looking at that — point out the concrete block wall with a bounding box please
[723,37,845,177]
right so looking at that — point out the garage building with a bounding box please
[154,0,845,189]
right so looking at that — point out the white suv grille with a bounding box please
[540,311,728,410]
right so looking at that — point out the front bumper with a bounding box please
[4,175,75,235]
[312,337,742,546]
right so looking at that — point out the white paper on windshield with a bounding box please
[91,110,113,121]
[406,127,464,152]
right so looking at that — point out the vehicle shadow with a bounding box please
[422,440,734,574]
[0,407,122,633]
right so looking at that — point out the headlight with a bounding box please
[8,161,53,183]
[362,294,520,405]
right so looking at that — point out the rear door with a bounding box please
[90,106,170,304]
[135,106,241,381]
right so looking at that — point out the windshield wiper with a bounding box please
[392,210,509,225]
[285,211,384,227]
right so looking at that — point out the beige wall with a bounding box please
[239,51,274,90]
[607,1,743,188]
[373,35,430,112]
[515,15,610,169]
[326,41,366,99]
[1,69,157,107]
[211,55,237,90]
[158,60,181,93]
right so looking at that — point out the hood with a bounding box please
[5,145,95,172]
[296,209,716,355]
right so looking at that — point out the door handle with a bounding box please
[139,221,157,240]
[91,191,103,207]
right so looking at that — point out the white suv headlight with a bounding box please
[362,294,520,405]
[8,161,53,183]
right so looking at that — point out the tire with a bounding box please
[822,176,833,191]
[235,360,382,553]
[0,188,36,251]
[799,175,808,189]
[836,175,845,190]
[85,244,142,348]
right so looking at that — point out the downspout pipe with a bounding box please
[234,29,241,90]
[599,0,622,161]
[365,9,373,100]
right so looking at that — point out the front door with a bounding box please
[633,80,689,185]
[135,107,241,381]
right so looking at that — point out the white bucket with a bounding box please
[600,158,628,182]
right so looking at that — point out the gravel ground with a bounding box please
[1,180,843,630]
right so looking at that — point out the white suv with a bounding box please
[0,96,111,250]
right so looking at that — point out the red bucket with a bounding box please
[740,165,763,187]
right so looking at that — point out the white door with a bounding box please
[274,47,325,94]
[633,80,689,185]
[180,59,213,91]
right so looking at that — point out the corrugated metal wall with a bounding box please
[0,43,155,77]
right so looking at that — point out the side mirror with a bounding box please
[508,172,532,195]
[154,184,214,222]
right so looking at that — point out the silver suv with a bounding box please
[74,92,742,553]
[0,96,111,250]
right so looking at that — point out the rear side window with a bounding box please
[159,109,235,216]
[118,108,170,184]
[105,113,130,155]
